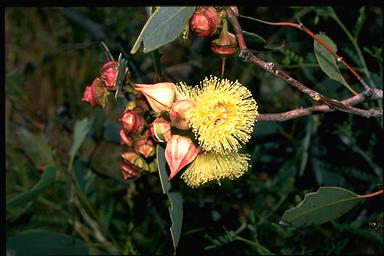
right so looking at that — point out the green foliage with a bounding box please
[131,7,195,54]
[156,144,183,255]
[281,187,364,227]
[7,165,56,209]
[313,33,354,93]
[6,230,90,255]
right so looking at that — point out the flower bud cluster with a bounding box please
[130,81,200,181]
[82,60,129,108]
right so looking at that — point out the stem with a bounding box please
[359,189,383,199]
[238,14,367,92]
[328,7,376,90]
[226,8,383,119]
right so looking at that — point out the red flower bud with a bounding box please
[211,31,238,56]
[121,151,148,171]
[170,100,196,130]
[82,84,97,107]
[121,162,141,180]
[119,110,145,134]
[134,82,176,113]
[189,7,221,37]
[135,137,155,158]
[82,78,108,108]
[120,129,133,146]
[149,117,172,142]
[165,135,200,181]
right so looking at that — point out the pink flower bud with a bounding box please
[134,137,155,158]
[100,61,118,89]
[134,82,176,113]
[120,129,133,146]
[165,135,200,181]
[119,110,145,134]
[170,100,196,130]
[150,117,172,142]
[82,78,108,108]
[82,84,97,107]
[121,151,148,171]
[121,162,141,180]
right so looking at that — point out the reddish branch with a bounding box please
[225,8,382,120]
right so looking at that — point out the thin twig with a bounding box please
[237,14,370,91]
[226,8,382,119]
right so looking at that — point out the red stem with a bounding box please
[359,189,383,199]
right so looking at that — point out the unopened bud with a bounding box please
[165,135,200,180]
[134,82,176,113]
[149,117,172,142]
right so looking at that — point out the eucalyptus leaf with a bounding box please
[69,118,90,160]
[131,7,195,54]
[313,33,356,93]
[281,187,364,227]
[114,53,127,99]
[6,229,89,256]
[7,165,56,209]
[156,144,183,255]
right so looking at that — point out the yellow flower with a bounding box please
[177,76,258,153]
[180,152,250,188]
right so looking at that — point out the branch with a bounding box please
[225,8,382,120]
[258,88,383,121]
[237,15,370,91]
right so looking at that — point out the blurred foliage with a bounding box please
[5,6,383,255]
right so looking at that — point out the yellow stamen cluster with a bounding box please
[180,152,250,188]
[175,76,259,187]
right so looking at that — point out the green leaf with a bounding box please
[353,6,366,39]
[243,30,266,44]
[313,33,355,93]
[281,186,364,227]
[7,165,56,209]
[156,144,183,255]
[114,53,128,99]
[74,159,96,203]
[15,128,56,168]
[6,230,89,256]
[131,7,195,54]
[69,118,91,160]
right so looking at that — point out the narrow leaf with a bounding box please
[314,33,356,94]
[353,6,366,39]
[69,118,90,159]
[7,165,56,209]
[156,144,171,193]
[156,144,183,255]
[6,230,89,255]
[114,53,128,99]
[168,192,183,253]
[281,186,364,227]
[100,41,114,62]
[131,7,195,54]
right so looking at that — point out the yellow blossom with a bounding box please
[177,76,258,153]
[180,152,250,188]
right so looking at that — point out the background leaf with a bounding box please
[69,118,91,160]
[15,128,56,168]
[131,7,195,54]
[6,229,89,256]
[156,144,183,255]
[281,186,364,227]
[6,165,56,209]
[313,33,356,93]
